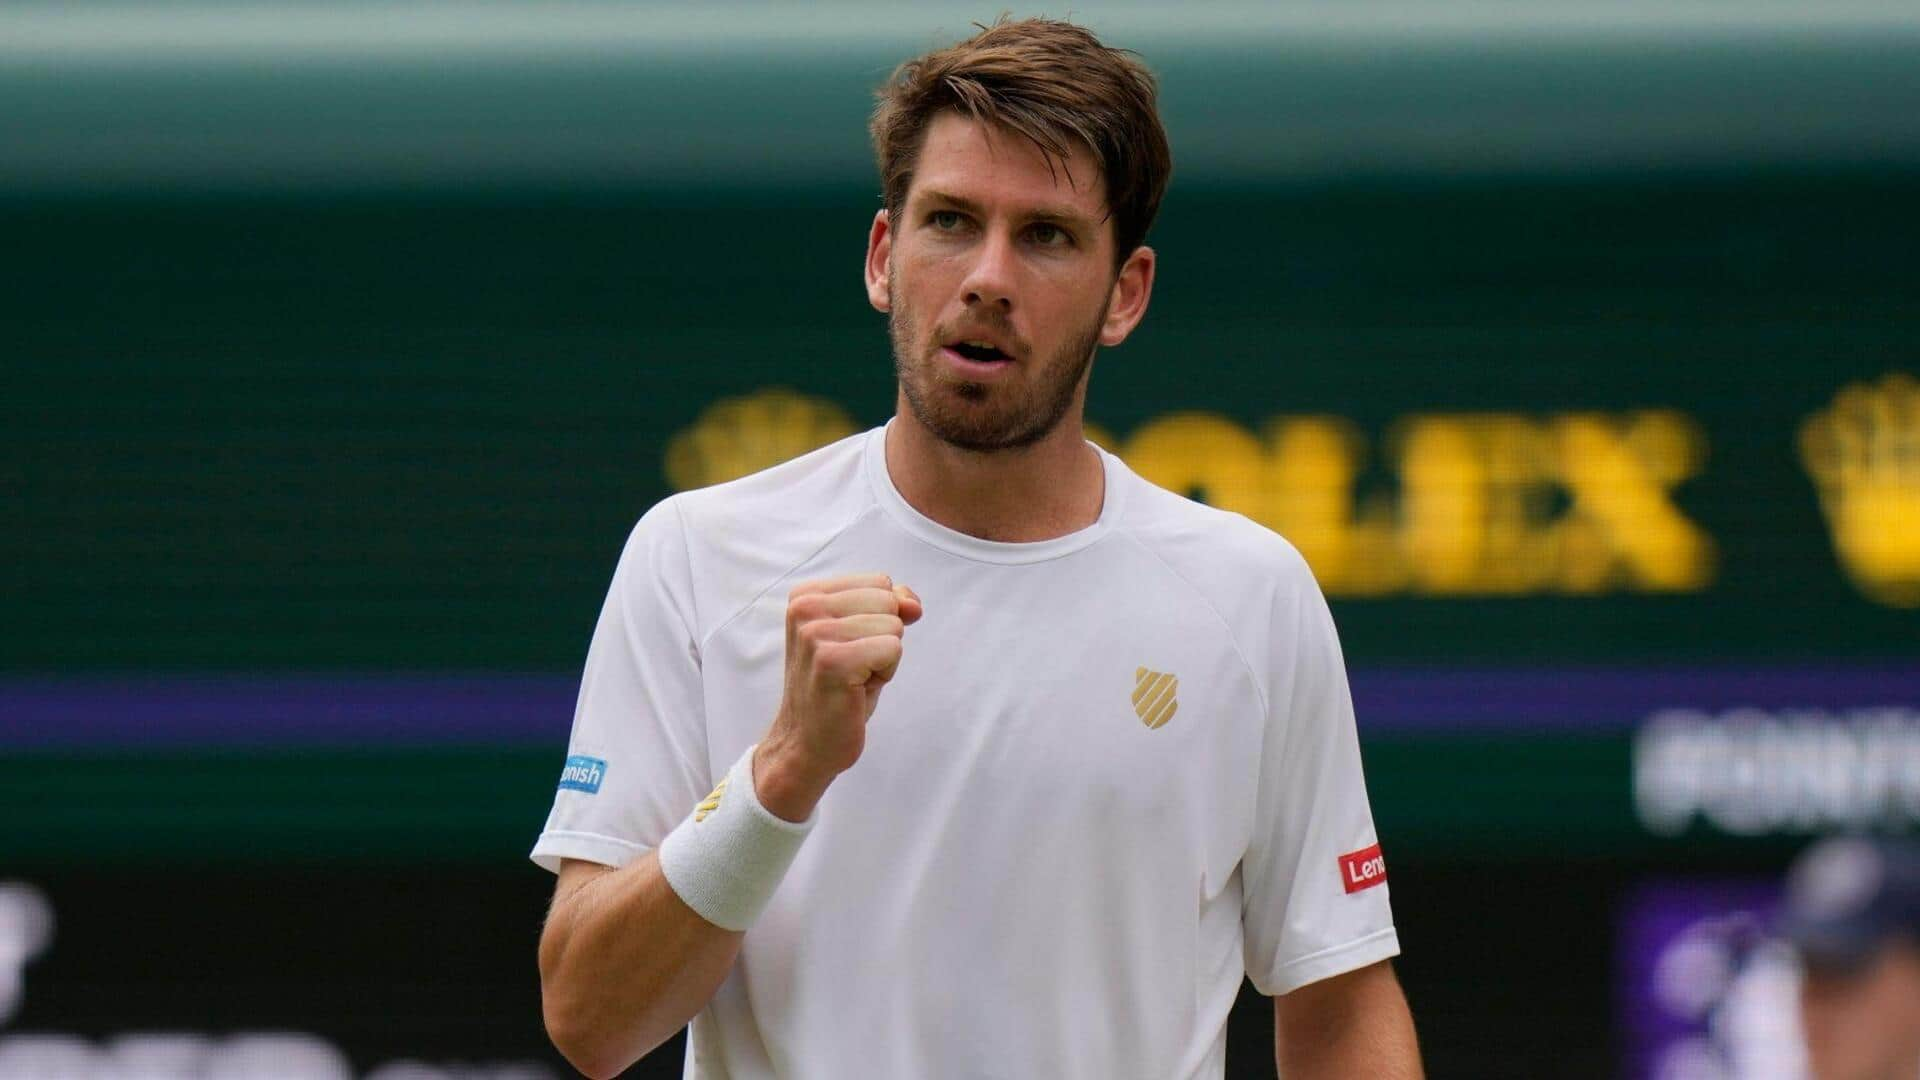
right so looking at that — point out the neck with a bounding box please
[885,398,1106,543]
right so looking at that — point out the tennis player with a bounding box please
[534,17,1420,1078]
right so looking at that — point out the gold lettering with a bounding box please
[662,390,1722,599]
[1552,412,1714,591]
[1393,417,1486,594]
[1263,416,1404,595]
[1389,415,1557,595]
[1121,412,1272,523]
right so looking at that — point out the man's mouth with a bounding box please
[946,339,1012,364]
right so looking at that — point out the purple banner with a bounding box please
[1351,666,1920,735]
[1616,879,1804,1079]
[0,666,1915,747]
[0,674,578,748]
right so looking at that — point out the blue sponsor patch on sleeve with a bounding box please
[557,755,608,794]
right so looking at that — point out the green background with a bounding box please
[8,174,1917,671]
[5,9,1919,1075]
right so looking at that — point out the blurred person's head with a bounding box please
[1781,836,1920,1080]
[864,17,1169,453]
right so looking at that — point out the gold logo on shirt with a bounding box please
[694,776,729,822]
[1133,667,1179,730]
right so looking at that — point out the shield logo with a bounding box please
[1133,667,1179,730]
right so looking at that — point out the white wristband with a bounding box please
[657,743,816,932]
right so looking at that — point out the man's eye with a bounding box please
[930,211,964,230]
[1029,224,1071,247]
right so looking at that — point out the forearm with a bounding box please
[1276,1013,1422,1079]
[539,851,744,1080]
[1274,960,1422,1079]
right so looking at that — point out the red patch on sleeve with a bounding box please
[1339,844,1387,894]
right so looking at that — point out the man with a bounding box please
[1781,836,1920,1080]
[534,17,1420,1079]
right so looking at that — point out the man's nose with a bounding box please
[960,230,1016,310]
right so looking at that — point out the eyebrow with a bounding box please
[915,189,1096,231]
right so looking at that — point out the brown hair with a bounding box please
[870,17,1171,267]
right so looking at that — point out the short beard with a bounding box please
[889,271,1104,454]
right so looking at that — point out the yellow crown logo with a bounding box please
[1799,373,1920,607]
[693,776,729,823]
[1133,667,1179,730]
[665,389,859,492]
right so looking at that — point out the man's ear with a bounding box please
[1099,245,1156,347]
[865,208,893,313]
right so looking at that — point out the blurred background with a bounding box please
[3,2,1919,1077]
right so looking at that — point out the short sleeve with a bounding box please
[530,499,709,874]
[1240,574,1400,995]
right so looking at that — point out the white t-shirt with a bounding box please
[532,423,1399,1080]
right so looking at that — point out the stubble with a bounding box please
[888,266,1105,454]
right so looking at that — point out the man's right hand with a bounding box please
[754,573,923,822]
[545,574,921,1076]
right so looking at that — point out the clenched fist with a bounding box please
[754,573,923,822]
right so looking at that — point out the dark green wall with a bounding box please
[8,171,1916,670]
